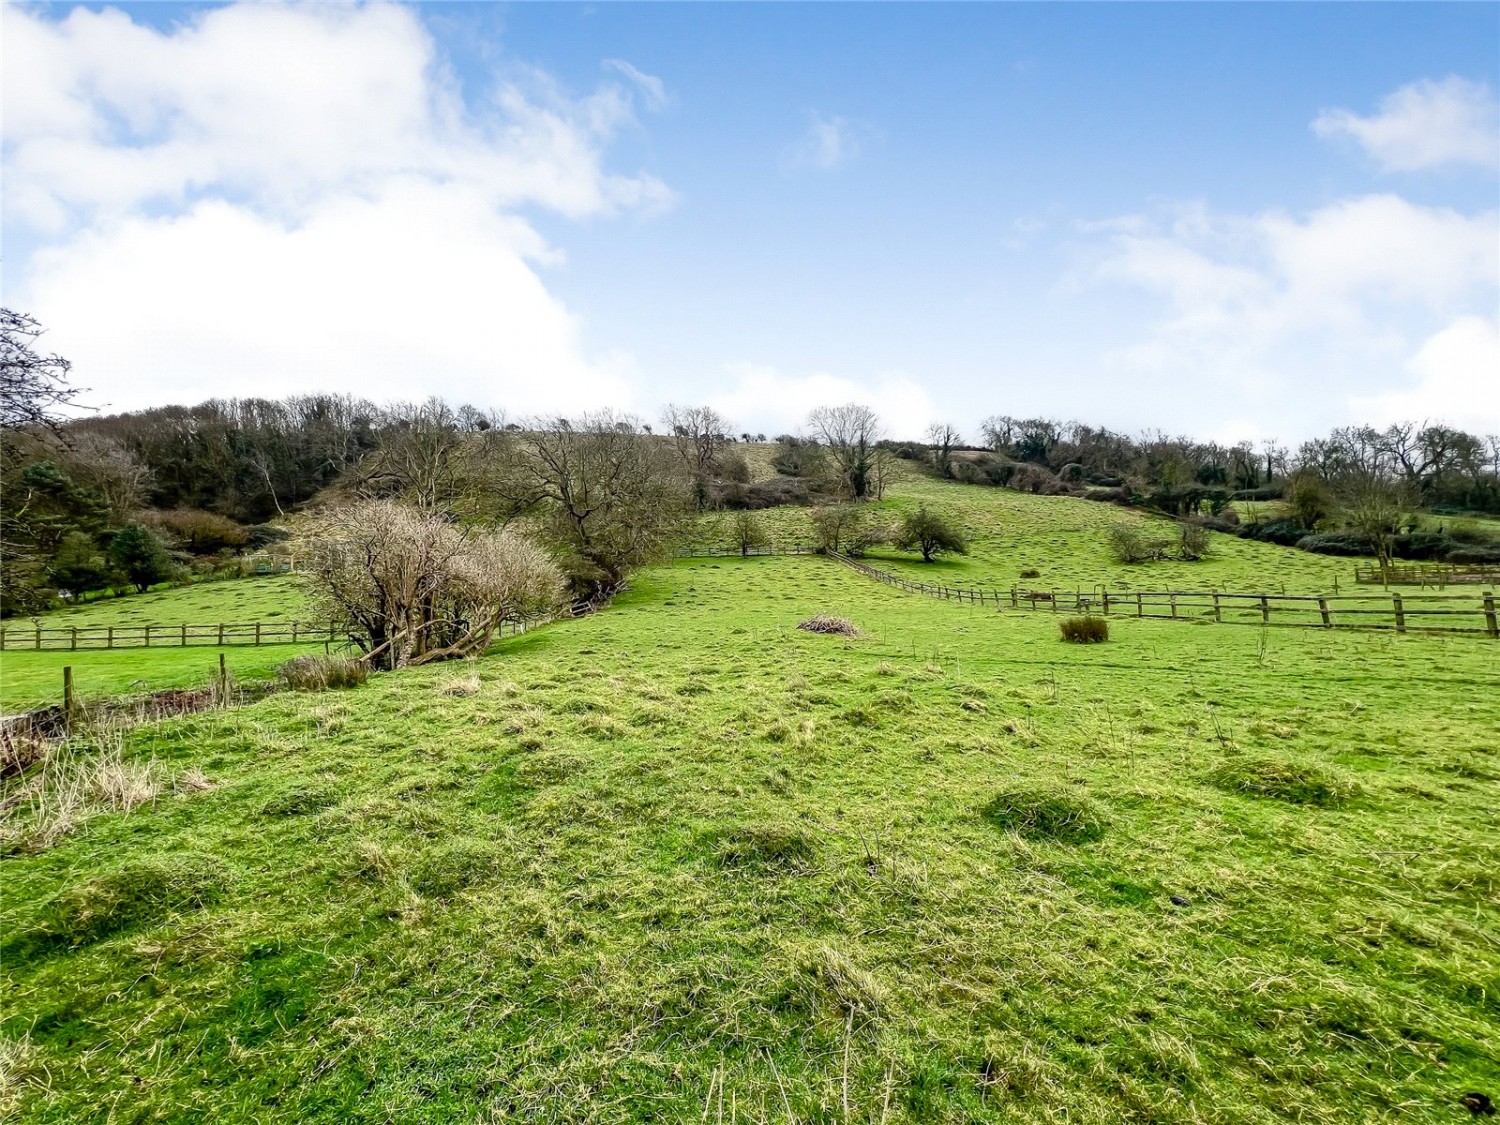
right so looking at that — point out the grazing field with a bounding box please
[34,575,309,628]
[696,472,1367,594]
[2,555,1496,1123]
[0,577,322,712]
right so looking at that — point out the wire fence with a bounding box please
[825,552,1499,637]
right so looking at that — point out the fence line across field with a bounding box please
[1353,562,1500,587]
[0,616,546,653]
[824,552,1498,637]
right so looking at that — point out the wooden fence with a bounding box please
[677,545,820,558]
[0,621,347,651]
[1353,562,1500,587]
[826,553,1499,637]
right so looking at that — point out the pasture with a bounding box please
[2,553,1496,1123]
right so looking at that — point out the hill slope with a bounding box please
[3,555,1496,1122]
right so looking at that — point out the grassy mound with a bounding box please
[1207,757,1358,807]
[713,823,821,871]
[982,785,1109,843]
[40,853,233,945]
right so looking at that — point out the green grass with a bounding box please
[696,469,1368,594]
[0,577,322,712]
[3,554,1496,1122]
[35,575,308,628]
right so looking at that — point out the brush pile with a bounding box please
[797,615,861,637]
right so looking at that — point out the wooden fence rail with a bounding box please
[677,544,820,558]
[1353,562,1500,587]
[0,616,547,654]
[826,552,1499,637]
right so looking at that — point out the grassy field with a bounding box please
[697,470,1368,594]
[0,577,320,712]
[2,554,1496,1122]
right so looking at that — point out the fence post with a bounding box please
[1169,594,1178,620]
[63,666,74,733]
[71,627,78,651]
[292,622,299,644]
[1318,597,1331,628]
[1259,596,1270,626]
[181,623,188,646]
[1212,594,1222,623]
[144,624,151,648]
[35,626,42,650]
[255,622,262,646]
[1484,593,1498,639]
[107,626,113,649]
[1392,594,1406,634]
[1136,592,1143,618]
[1102,590,1110,615]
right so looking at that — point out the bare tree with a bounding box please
[499,412,692,599]
[305,500,564,670]
[1,309,85,433]
[925,423,961,478]
[662,404,733,510]
[807,404,884,499]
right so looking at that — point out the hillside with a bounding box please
[2,553,1497,1122]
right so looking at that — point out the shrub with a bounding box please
[1178,521,1212,560]
[797,614,860,637]
[895,507,969,562]
[42,854,232,944]
[1019,568,1041,579]
[144,509,250,554]
[982,786,1108,843]
[1242,518,1309,546]
[1449,545,1500,565]
[1294,533,1368,557]
[279,655,369,691]
[107,524,178,592]
[1207,758,1357,807]
[1059,616,1109,644]
[1108,524,1170,563]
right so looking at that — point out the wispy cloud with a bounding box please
[1312,76,1499,172]
[783,111,875,171]
[603,58,667,112]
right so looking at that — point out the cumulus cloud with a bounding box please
[1351,316,1500,434]
[707,364,936,439]
[1,2,670,412]
[1312,77,1500,172]
[783,111,874,171]
[1082,194,1498,430]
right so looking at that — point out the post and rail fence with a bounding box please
[0,620,351,652]
[1352,562,1500,587]
[825,552,1498,637]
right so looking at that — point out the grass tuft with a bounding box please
[279,655,368,692]
[982,785,1109,843]
[714,823,820,871]
[1207,757,1358,807]
[40,853,233,945]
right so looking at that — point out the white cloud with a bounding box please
[784,111,872,171]
[0,2,672,414]
[707,364,936,439]
[603,59,667,111]
[1351,316,1500,434]
[1083,194,1498,430]
[1312,77,1500,172]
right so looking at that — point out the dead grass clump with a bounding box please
[42,853,233,945]
[714,823,819,872]
[1207,757,1357,807]
[982,785,1108,843]
[1059,616,1109,644]
[438,671,481,697]
[794,943,887,1019]
[1,732,166,854]
[797,614,861,637]
[279,655,368,692]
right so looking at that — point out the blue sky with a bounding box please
[3,2,1496,440]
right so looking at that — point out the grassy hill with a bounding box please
[3,553,1496,1122]
[697,463,1367,594]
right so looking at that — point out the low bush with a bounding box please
[1059,616,1109,644]
[982,786,1108,843]
[1019,568,1041,579]
[1294,532,1368,557]
[279,655,369,692]
[1448,545,1500,565]
[1108,524,1171,563]
[1241,518,1310,546]
[1207,757,1357,808]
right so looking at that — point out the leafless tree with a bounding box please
[662,403,733,510]
[925,423,961,478]
[1,309,85,433]
[304,500,564,670]
[807,404,884,499]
